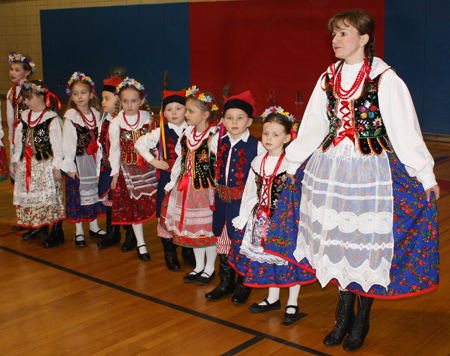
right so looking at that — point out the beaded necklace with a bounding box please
[76,108,96,130]
[28,108,48,128]
[334,58,370,100]
[123,111,140,130]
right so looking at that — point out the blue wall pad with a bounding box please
[40,3,190,106]
[385,0,449,135]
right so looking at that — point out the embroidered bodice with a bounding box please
[120,123,149,165]
[322,69,393,155]
[19,117,55,161]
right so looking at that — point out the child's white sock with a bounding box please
[89,219,105,235]
[133,223,147,253]
[260,287,280,305]
[286,285,301,314]
[202,245,217,277]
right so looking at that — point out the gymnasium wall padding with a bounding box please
[189,0,384,117]
[40,3,191,104]
[385,0,449,135]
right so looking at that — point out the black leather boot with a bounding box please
[181,246,196,267]
[98,207,121,249]
[231,274,252,304]
[22,225,49,240]
[121,225,137,252]
[323,290,356,346]
[12,224,25,231]
[42,221,64,248]
[205,254,236,300]
[161,238,181,271]
[343,295,374,351]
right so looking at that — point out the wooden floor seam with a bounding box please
[0,243,332,356]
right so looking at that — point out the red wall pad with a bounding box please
[189,0,384,119]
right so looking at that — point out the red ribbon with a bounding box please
[86,138,98,162]
[290,128,297,141]
[44,89,61,110]
[137,153,146,169]
[177,174,190,231]
[333,100,355,146]
[24,146,33,191]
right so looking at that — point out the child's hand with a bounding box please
[14,163,17,174]
[150,159,169,171]
[53,168,62,181]
[287,173,296,184]
[111,174,119,190]
[68,171,77,179]
[425,184,440,202]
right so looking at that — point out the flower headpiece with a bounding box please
[186,86,218,111]
[114,77,146,98]
[261,106,295,123]
[22,79,61,110]
[8,52,36,72]
[66,71,97,96]
[22,79,45,93]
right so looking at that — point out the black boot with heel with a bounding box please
[323,290,356,347]
[343,295,374,351]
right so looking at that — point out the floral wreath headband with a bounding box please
[261,106,295,123]
[186,86,218,111]
[22,79,61,109]
[8,52,36,72]
[66,71,97,96]
[114,77,147,98]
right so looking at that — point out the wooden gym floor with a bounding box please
[1,99,450,355]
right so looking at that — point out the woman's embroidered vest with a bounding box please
[120,123,149,165]
[322,69,393,156]
[179,132,216,190]
[74,123,98,156]
[19,117,55,161]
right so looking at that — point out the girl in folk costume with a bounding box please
[7,52,35,232]
[7,52,35,185]
[136,89,196,270]
[96,70,137,251]
[205,90,265,304]
[266,9,440,351]
[161,86,219,284]
[62,72,106,247]
[11,80,66,247]
[230,108,316,323]
[109,78,158,261]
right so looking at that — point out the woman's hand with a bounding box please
[111,173,119,190]
[53,168,62,181]
[425,184,440,202]
[68,171,77,179]
[150,158,169,170]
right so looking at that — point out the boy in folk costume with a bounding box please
[206,91,265,303]
[136,89,195,270]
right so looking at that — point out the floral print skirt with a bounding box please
[264,152,439,299]
[111,171,156,225]
[65,175,106,223]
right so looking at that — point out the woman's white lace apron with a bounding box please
[294,141,394,292]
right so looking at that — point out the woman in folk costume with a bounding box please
[109,77,158,261]
[264,8,439,351]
